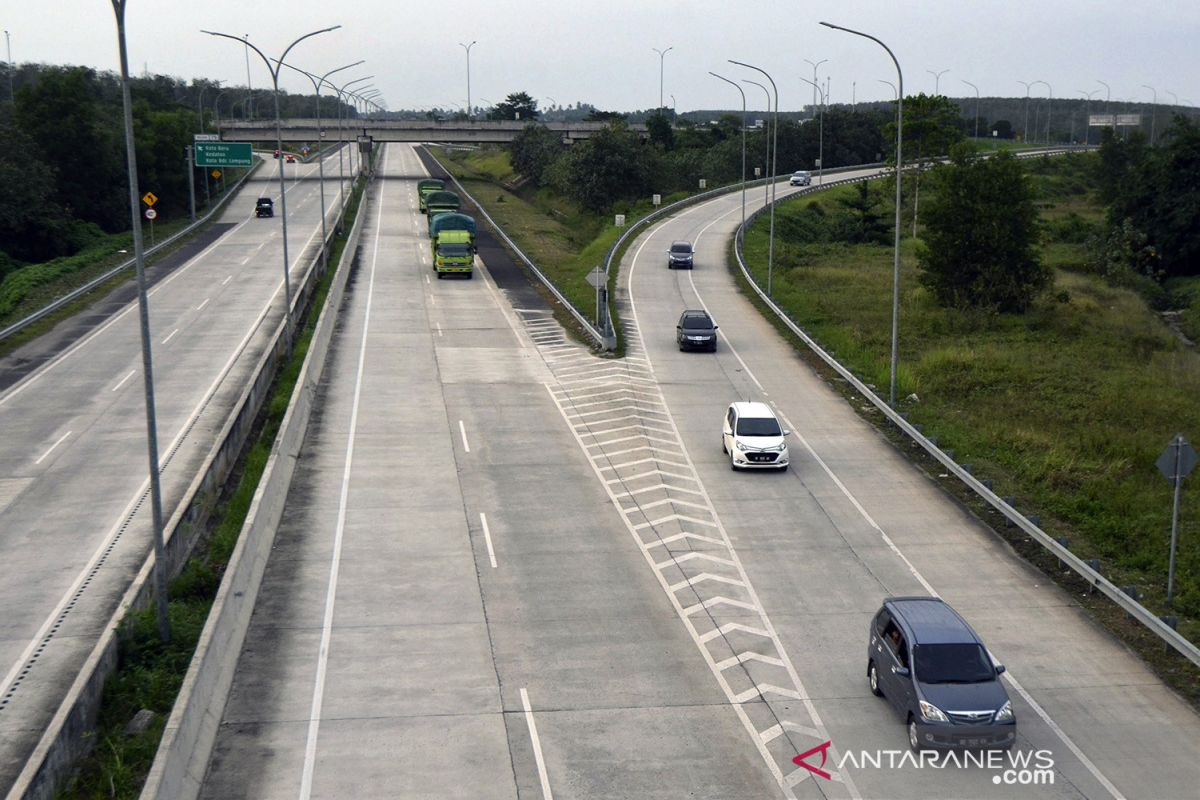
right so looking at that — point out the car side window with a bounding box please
[727,409,737,430]
[882,621,909,667]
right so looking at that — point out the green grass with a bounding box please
[0,167,253,358]
[742,156,1200,668]
[55,171,368,800]
[431,146,688,348]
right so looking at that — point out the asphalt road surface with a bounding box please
[0,147,352,792]
[199,146,1200,799]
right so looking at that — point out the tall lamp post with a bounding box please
[804,57,827,118]
[1078,88,1099,145]
[744,79,772,210]
[277,59,364,270]
[1018,80,1034,143]
[821,20,904,407]
[710,71,748,234]
[460,40,476,119]
[1033,80,1053,144]
[731,60,779,297]
[202,25,341,341]
[242,34,253,120]
[961,79,980,140]
[653,46,673,110]
[5,30,13,103]
[926,68,948,96]
[878,79,897,99]
[108,0,170,642]
[799,76,826,185]
[337,74,373,187]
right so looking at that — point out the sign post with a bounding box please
[142,193,158,247]
[586,267,607,330]
[1157,434,1197,604]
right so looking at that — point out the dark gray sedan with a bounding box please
[676,309,718,352]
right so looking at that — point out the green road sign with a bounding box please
[194,142,253,168]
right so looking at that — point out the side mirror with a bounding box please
[782,429,791,436]
[892,666,910,678]
[995,664,1006,675]
[713,325,719,330]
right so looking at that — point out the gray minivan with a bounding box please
[868,597,1016,751]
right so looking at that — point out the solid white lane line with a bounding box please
[668,185,1124,799]
[299,145,390,800]
[34,431,72,465]
[459,420,470,452]
[479,512,497,568]
[436,323,443,337]
[222,274,233,285]
[520,688,554,800]
[111,369,136,392]
[161,329,179,345]
[425,274,430,285]
[196,298,210,311]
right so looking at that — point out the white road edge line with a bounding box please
[196,297,210,311]
[520,687,554,800]
[458,420,470,452]
[298,144,390,800]
[161,328,179,345]
[677,186,1125,799]
[222,274,233,285]
[479,512,498,569]
[34,431,72,465]
[111,369,136,392]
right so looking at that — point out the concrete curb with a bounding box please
[137,175,371,800]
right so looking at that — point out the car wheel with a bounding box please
[467,272,474,279]
[908,716,921,752]
[729,450,738,471]
[436,273,444,280]
[868,662,882,697]
[722,438,727,454]
[778,464,789,473]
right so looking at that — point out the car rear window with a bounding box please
[912,643,995,684]
[736,417,781,436]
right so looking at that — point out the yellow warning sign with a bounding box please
[142,191,158,207]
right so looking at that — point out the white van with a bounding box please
[721,401,790,471]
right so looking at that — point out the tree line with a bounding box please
[0,64,353,281]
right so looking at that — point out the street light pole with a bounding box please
[202,25,341,342]
[731,60,779,298]
[4,30,13,103]
[878,79,897,100]
[710,71,747,235]
[276,59,364,272]
[109,0,170,643]
[653,46,673,110]
[337,74,373,191]
[1078,89,1099,145]
[926,68,948,96]
[804,58,827,118]
[799,76,826,184]
[961,79,980,140]
[1018,80,1033,143]
[821,20,904,407]
[460,41,476,119]
[1033,80,1053,144]
[744,79,771,210]
[243,34,253,120]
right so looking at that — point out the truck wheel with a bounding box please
[467,272,474,280]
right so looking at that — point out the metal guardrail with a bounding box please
[731,165,1200,668]
[424,149,613,349]
[0,164,260,345]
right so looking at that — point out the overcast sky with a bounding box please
[6,1,1198,113]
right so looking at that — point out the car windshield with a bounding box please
[737,417,781,436]
[439,245,470,256]
[682,317,712,330]
[913,643,995,684]
[671,243,692,254]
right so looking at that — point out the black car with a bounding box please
[676,309,718,352]
[255,197,274,218]
[868,597,1016,751]
[668,240,694,269]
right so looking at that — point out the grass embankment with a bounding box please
[55,173,368,800]
[430,146,690,347]
[742,152,1200,694]
[0,167,253,358]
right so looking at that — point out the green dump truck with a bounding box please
[424,190,461,219]
[428,212,477,249]
[417,178,445,214]
[433,229,475,278]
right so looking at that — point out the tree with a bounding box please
[508,123,563,186]
[550,122,653,211]
[884,93,964,234]
[834,182,891,245]
[917,145,1049,311]
[645,110,675,150]
[584,109,626,123]
[0,107,72,264]
[991,120,1014,139]
[488,91,539,121]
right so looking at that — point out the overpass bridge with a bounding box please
[217,119,647,145]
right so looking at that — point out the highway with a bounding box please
[0,148,350,791]
[197,143,1200,799]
